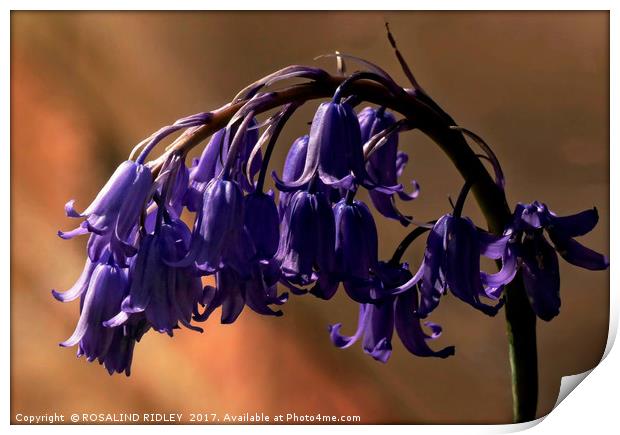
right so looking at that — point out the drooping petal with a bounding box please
[445,216,503,316]
[480,243,518,291]
[57,222,90,240]
[368,189,411,226]
[217,268,246,324]
[478,232,510,260]
[52,257,97,302]
[329,304,369,348]
[547,231,609,271]
[547,207,599,238]
[417,216,449,317]
[244,266,285,318]
[520,233,561,321]
[362,300,395,363]
[394,291,454,358]
[396,180,420,202]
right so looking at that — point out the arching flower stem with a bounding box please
[142,69,537,422]
[389,225,432,265]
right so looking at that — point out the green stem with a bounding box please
[504,278,539,422]
[150,72,538,422]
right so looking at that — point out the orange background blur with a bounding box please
[11,11,609,424]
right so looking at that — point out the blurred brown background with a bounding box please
[10,11,609,424]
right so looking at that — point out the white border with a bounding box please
[3,2,616,434]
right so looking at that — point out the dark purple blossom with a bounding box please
[329,261,455,362]
[185,129,227,212]
[108,216,204,335]
[192,186,288,324]
[508,201,608,320]
[198,261,288,324]
[277,189,338,298]
[180,178,244,272]
[218,120,261,192]
[59,160,153,265]
[333,198,379,303]
[159,155,190,218]
[102,315,150,376]
[410,214,516,317]
[274,101,363,191]
[196,222,288,324]
[243,191,280,260]
[277,135,309,217]
[275,135,341,217]
[185,121,260,211]
[358,106,419,225]
[59,256,129,363]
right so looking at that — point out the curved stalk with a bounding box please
[146,71,538,422]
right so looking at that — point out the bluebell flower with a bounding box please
[159,155,190,218]
[410,214,516,317]
[198,261,288,324]
[276,135,341,218]
[101,314,150,376]
[107,216,204,335]
[180,178,245,272]
[195,223,287,324]
[217,120,260,193]
[59,254,129,363]
[358,106,419,225]
[277,135,309,217]
[274,101,363,191]
[185,129,227,212]
[191,186,287,324]
[333,198,380,303]
[508,201,608,320]
[329,261,455,362]
[277,189,338,298]
[59,160,153,265]
[185,120,259,212]
[243,191,280,260]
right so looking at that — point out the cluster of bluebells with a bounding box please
[54,61,608,375]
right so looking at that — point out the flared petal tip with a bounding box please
[537,310,560,322]
[366,338,393,363]
[58,340,74,348]
[479,298,506,317]
[51,289,71,302]
[64,199,84,218]
[271,170,310,193]
[438,346,456,359]
[57,225,88,240]
[103,311,129,328]
[397,180,420,201]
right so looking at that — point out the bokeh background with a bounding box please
[11,11,609,424]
